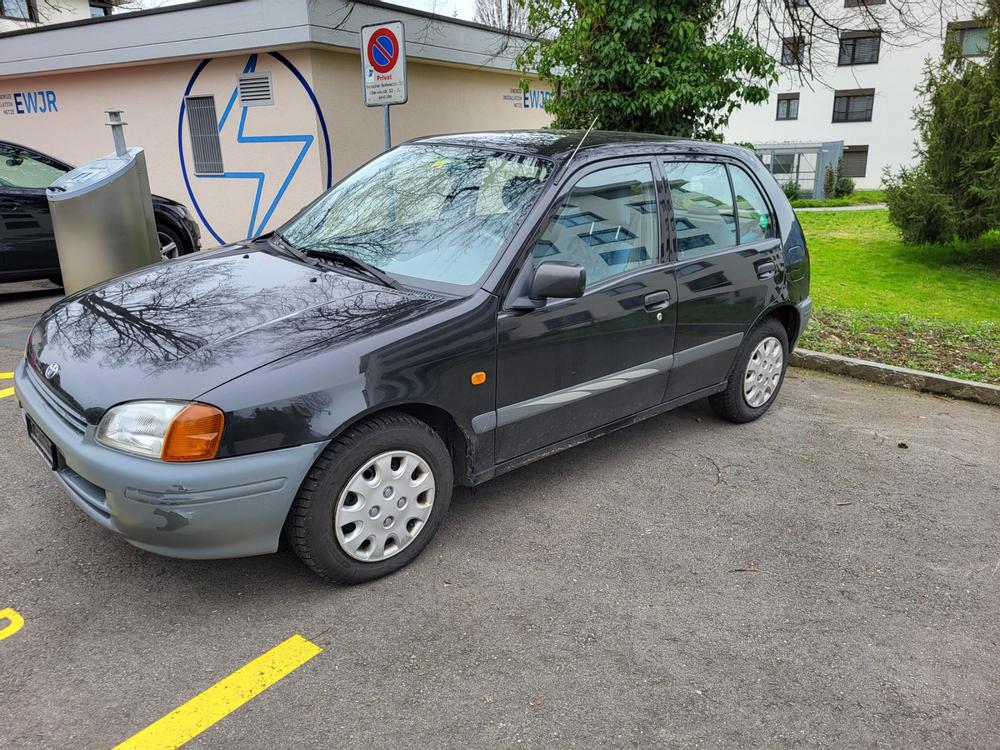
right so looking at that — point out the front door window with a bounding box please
[531,163,658,287]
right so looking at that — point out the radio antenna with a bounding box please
[567,116,599,165]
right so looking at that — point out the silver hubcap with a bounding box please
[743,336,784,408]
[335,450,435,562]
[159,232,179,260]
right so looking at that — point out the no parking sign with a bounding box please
[361,21,407,107]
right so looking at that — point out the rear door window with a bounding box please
[661,162,737,259]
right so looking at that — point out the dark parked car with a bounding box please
[15,130,811,584]
[0,141,200,285]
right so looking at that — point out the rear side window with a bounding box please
[662,162,737,259]
[730,166,775,242]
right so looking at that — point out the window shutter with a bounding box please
[842,146,869,178]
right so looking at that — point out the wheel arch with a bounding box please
[154,213,194,255]
[327,402,474,487]
[755,303,801,348]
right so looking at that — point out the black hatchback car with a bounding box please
[16,131,810,583]
[0,141,201,285]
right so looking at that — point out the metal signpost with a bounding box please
[360,21,408,151]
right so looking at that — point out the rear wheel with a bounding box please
[709,317,789,423]
[286,412,453,584]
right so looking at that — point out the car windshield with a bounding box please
[280,144,551,288]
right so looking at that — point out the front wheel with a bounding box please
[285,412,453,584]
[709,318,789,423]
[157,223,190,261]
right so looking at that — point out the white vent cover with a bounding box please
[238,72,274,107]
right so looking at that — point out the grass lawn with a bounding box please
[796,209,1000,384]
[791,190,886,209]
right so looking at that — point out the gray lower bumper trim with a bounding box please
[15,361,329,560]
[795,297,813,342]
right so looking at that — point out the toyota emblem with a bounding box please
[44,363,60,380]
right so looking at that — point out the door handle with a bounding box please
[756,261,777,280]
[644,290,671,311]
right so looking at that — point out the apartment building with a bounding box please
[0,0,120,32]
[723,1,989,192]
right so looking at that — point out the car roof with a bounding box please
[410,130,750,165]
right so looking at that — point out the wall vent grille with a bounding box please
[238,72,274,107]
[184,95,224,175]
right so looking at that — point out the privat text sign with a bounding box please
[361,22,408,107]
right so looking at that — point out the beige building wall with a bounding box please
[309,48,552,183]
[0,44,551,245]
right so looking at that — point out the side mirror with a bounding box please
[529,261,586,301]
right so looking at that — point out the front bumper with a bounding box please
[15,361,327,559]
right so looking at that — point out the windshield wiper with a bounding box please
[301,247,400,289]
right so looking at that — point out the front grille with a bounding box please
[26,367,88,434]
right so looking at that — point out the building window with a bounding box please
[833,89,874,122]
[839,32,881,65]
[949,23,989,57]
[781,36,806,66]
[184,95,225,175]
[776,93,800,120]
[89,1,112,17]
[845,0,886,7]
[0,0,36,21]
[771,154,796,175]
[842,146,869,178]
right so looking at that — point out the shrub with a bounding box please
[834,175,856,198]
[782,181,802,201]
[883,165,958,245]
[823,164,835,198]
[884,2,1000,243]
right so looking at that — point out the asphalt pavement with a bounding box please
[0,284,998,749]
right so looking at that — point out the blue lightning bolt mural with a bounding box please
[178,52,332,245]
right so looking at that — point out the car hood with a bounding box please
[27,243,452,421]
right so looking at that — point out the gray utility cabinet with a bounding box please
[46,147,159,295]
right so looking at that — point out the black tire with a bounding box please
[285,411,454,584]
[709,317,789,423]
[156,222,191,260]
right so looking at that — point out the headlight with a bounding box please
[96,401,225,462]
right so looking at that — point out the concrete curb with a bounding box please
[793,204,887,212]
[789,348,1000,407]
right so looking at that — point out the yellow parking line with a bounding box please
[0,608,25,641]
[114,634,322,750]
[0,387,14,400]
[0,372,13,379]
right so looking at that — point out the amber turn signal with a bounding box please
[161,403,225,462]
[470,371,487,386]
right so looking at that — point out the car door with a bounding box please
[0,146,67,279]
[494,158,678,464]
[660,157,783,401]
